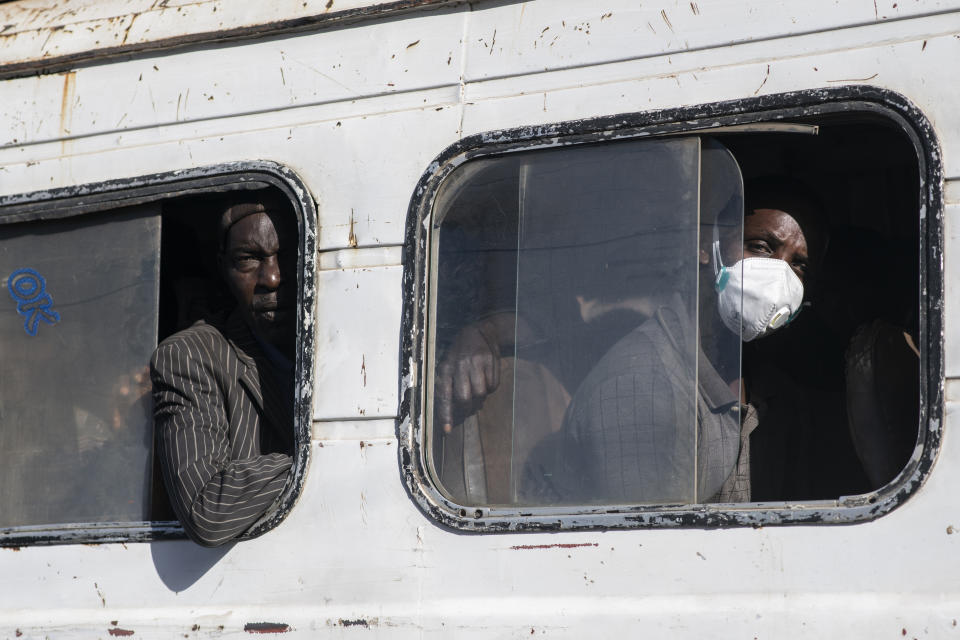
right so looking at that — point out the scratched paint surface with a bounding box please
[0,0,457,70]
[0,1,958,638]
[313,262,403,420]
[462,0,959,81]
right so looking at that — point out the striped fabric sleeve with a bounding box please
[151,330,292,547]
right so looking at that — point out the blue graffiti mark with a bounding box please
[6,268,60,336]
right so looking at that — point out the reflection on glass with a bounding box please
[428,137,745,508]
[0,206,160,527]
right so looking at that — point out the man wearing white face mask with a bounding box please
[540,177,826,505]
[712,212,807,344]
[700,180,825,502]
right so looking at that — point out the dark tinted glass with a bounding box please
[0,205,160,526]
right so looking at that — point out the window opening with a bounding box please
[410,100,928,528]
[717,119,921,499]
[0,170,312,545]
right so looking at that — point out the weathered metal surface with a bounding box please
[0,1,956,637]
[0,0,472,79]
[313,260,403,421]
[462,0,960,83]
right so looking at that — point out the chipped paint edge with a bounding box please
[0,0,473,82]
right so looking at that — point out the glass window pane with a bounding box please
[0,205,161,526]
[428,138,744,508]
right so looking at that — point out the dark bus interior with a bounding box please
[721,115,920,499]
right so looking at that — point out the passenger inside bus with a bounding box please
[151,190,297,546]
[434,171,825,504]
[430,122,919,508]
[522,178,826,504]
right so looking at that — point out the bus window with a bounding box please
[415,109,922,524]
[0,172,313,545]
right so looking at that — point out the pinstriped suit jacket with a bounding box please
[151,311,294,546]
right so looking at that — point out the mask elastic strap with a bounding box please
[787,300,812,325]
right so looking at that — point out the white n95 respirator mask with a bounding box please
[712,237,805,342]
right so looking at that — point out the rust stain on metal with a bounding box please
[510,542,598,550]
[947,524,954,534]
[348,209,358,247]
[660,9,674,33]
[406,39,420,49]
[326,0,334,9]
[244,622,290,633]
[361,354,367,387]
[59,70,76,138]
[108,627,135,637]
[690,2,700,15]
[120,12,139,46]
[753,63,770,95]
[826,72,878,83]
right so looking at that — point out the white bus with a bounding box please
[0,0,955,637]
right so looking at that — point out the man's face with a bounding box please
[722,208,810,284]
[221,211,296,354]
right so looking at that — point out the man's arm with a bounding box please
[434,311,539,430]
[151,332,292,547]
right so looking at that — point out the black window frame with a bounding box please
[0,160,316,546]
[398,85,943,532]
